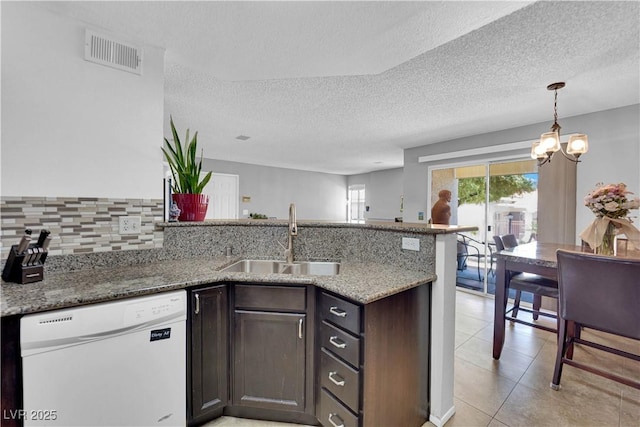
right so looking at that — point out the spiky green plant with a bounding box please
[162,116,212,194]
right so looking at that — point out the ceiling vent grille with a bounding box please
[84,29,143,75]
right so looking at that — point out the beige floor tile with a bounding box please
[503,316,557,341]
[475,322,548,359]
[444,398,493,427]
[456,312,491,336]
[521,346,627,407]
[456,336,534,382]
[456,291,496,321]
[487,418,509,427]
[456,328,474,349]
[620,387,640,427]
[454,357,517,417]
[495,383,621,427]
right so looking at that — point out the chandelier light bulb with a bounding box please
[540,131,560,152]
[531,142,547,159]
[567,134,589,155]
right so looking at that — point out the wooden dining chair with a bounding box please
[499,234,558,332]
[552,250,640,390]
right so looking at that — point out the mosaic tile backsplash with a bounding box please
[0,197,164,258]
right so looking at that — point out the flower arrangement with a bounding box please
[580,182,640,255]
[584,182,640,220]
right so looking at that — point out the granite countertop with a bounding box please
[1,255,435,317]
[158,219,477,234]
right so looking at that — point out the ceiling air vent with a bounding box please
[84,29,143,75]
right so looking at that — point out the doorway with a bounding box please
[430,159,538,295]
[202,172,239,219]
[348,184,365,223]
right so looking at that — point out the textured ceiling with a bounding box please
[37,1,640,175]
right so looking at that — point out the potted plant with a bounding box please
[162,116,212,221]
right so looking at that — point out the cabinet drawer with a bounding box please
[319,389,359,427]
[320,348,360,413]
[235,284,306,311]
[321,320,360,368]
[320,292,360,334]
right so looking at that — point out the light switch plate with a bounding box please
[119,216,141,234]
[402,237,420,251]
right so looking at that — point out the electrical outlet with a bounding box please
[119,216,141,234]
[402,237,420,251]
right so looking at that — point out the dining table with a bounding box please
[492,240,640,359]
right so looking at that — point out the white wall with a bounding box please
[573,105,640,238]
[404,104,640,244]
[1,2,165,199]
[202,158,347,221]
[348,168,403,221]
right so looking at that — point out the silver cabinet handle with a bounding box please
[328,371,345,387]
[298,318,304,339]
[328,413,344,427]
[329,306,347,318]
[329,336,346,349]
[194,293,200,315]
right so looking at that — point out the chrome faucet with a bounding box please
[284,203,297,264]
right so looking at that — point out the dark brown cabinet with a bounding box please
[231,284,315,420]
[318,291,363,426]
[233,310,306,411]
[318,286,431,427]
[188,284,228,426]
[188,281,429,427]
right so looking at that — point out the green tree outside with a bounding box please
[458,175,536,206]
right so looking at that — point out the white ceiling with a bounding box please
[37,1,640,175]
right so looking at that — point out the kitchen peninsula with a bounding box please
[1,220,474,427]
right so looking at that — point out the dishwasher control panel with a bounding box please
[21,291,186,356]
[123,293,185,326]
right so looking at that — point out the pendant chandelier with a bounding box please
[531,82,588,166]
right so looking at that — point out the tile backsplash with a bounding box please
[0,197,164,258]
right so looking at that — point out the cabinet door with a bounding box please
[233,310,306,412]
[189,285,228,424]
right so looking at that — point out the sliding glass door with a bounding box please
[430,159,538,295]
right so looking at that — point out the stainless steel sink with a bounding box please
[281,261,340,276]
[220,260,283,274]
[221,260,340,276]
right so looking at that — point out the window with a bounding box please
[348,185,365,223]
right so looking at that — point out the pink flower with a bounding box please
[585,182,639,220]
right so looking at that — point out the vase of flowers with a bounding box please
[580,182,640,255]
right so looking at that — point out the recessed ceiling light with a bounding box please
[235,135,251,141]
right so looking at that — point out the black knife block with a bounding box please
[2,244,47,284]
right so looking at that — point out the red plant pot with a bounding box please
[172,193,209,222]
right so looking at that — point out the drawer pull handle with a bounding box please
[329,336,346,349]
[329,306,347,318]
[194,293,200,315]
[328,371,345,387]
[298,318,304,339]
[328,413,345,427]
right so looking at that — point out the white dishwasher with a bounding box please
[21,290,187,427]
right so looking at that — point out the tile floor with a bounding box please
[206,290,640,427]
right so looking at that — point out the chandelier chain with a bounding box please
[553,89,559,125]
